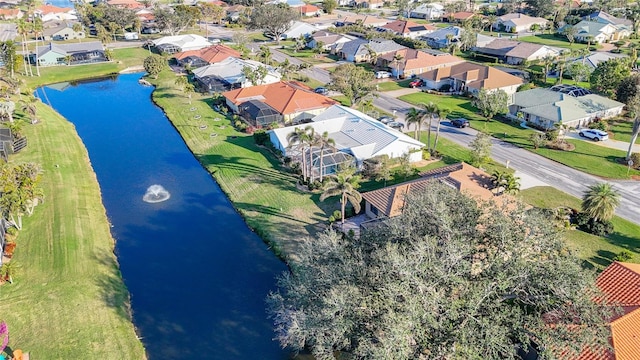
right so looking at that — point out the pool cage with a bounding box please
[239,100,283,127]
[300,147,355,179]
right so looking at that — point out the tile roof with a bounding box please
[193,57,281,85]
[571,20,614,38]
[597,262,640,307]
[498,13,548,27]
[299,4,319,13]
[380,19,435,34]
[341,38,406,58]
[610,307,640,360]
[362,163,493,217]
[173,44,240,64]
[448,11,475,20]
[35,4,72,14]
[0,9,21,17]
[419,61,523,90]
[223,81,337,115]
[340,14,389,26]
[476,38,553,59]
[107,0,144,8]
[379,48,463,72]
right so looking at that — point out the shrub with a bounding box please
[575,212,614,236]
[245,125,255,134]
[589,119,608,131]
[530,133,547,149]
[613,250,634,262]
[545,129,559,141]
[630,153,640,169]
[422,149,431,160]
[253,129,269,145]
[439,84,451,92]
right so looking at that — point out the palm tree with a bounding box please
[433,108,449,151]
[64,55,73,66]
[21,95,38,124]
[16,19,31,77]
[406,107,423,140]
[422,102,439,152]
[259,45,272,66]
[542,55,555,84]
[581,182,620,222]
[365,44,378,66]
[391,53,404,79]
[319,167,362,224]
[502,174,520,195]
[487,14,497,34]
[287,127,311,181]
[490,170,507,194]
[317,131,335,182]
[306,127,322,183]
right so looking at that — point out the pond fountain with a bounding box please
[142,184,171,203]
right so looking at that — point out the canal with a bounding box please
[37,73,290,359]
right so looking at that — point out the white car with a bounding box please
[375,71,391,79]
[579,129,609,141]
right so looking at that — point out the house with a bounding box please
[418,61,524,96]
[421,26,462,49]
[336,14,390,28]
[223,81,338,124]
[583,10,633,28]
[473,38,562,64]
[493,13,548,33]
[409,3,444,20]
[378,20,435,39]
[136,9,155,23]
[565,20,630,44]
[510,87,624,129]
[34,5,76,22]
[351,0,384,9]
[152,34,212,54]
[0,9,23,20]
[33,41,106,67]
[42,21,85,41]
[444,11,476,23]
[281,21,318,40]
[298,4,321,16]
[192,57,281,92]
[173,44,241,68]
[569,52,627,71]
[361,163,494,220]
[306,31,355,52]
[0,23,17,42]
[339,38,406,63]
[269,105,425,176]
[226,5,246,22]
[378,48,464,78]
[106,0,145,9]
[555,261,640,360]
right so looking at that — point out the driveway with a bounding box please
[566,131,640,153]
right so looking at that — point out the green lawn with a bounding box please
[399,92,640,179]
[520,186,640,270]
[377,79,412,92]
[0,103,145,357]
[278,47,337,64]
[609,118,640,144]
[518,34,589,49]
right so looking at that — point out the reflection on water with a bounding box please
[37,73,290,360]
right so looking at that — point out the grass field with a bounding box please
[399,92,640,179]
[0,104,145,358]
[377,79,412,92]
[520,186,640,270]
[518,34,589,49]
[278,48,337,64]
[609,119,640,145]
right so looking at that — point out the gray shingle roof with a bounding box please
[37,41,103,57]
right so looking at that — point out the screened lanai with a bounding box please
[307,148,355,179]
[239,100,283,127]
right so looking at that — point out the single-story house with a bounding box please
[378,19,435,39]
[173,44,240,68]
[378,48,464,78]
[336,15,390,28]
[0,23,17,42]
[281,21,318,40]
[510,88,624,129]
[339,38,406,63]
[444,11,475,23]
[192,57,281,92]
[569,51,627,71]
[473,38,562,65]
[42,20,84,41]
[298,4,321,16]
[226,5,246,22]
[33,41,106,67]
[34,4,76,22]
[350,0,384,9]
[223,81,338,124]
[583,10,633,27]
[493,13,548,33]
[106,0,144,9]
[306,31,355,52]
[361,163,494,221]
[269,105,426,175]
[0,9,23,20]
[409,3,444,20]
[420,26,462,49]
[153,34,212,54]
[268,0,305,7]
[563,20,630,44]
[418,61,524,96]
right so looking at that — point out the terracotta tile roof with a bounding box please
[363,163,494,217]
[379,48,463,72]
[597,262,640,307]
[173,44,240,64]
[107,0,144,8]
[137,13,154,21]
[610,307,640,360]
[299,4,320,13]
[223,81,338,116]
[419,61,523,90]
[380,19,435,34]
[448,11,476,20]
[36,4,72,14]
[0,9,21,17]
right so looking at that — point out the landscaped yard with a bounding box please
[518,34,589,50]
[609,118,640,145]
[377,79,412,92]
[399,92,640,179]
[0,103,145,357]
[278,47,337,64]
[520,186,640,270]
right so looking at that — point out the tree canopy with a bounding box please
[246,4,299,43]
[589,58,631,97]
[328,63,376,108]
[473,89,509,121]
[268,183,610,360]
[143,55,167,79]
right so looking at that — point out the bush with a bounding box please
[439,84,451,92]
[613,250,634,262]
[589,119,608,131]
[575,212,614,236]
[307,180,322,191]
[630,153,640,169]
[422,149,431,160]
[545,129,559,142]
[253,129,269,145]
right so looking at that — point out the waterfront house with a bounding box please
[34,41,106,66]
[192,57,281,92]
[173,44,240,68]
[152,34,212,54]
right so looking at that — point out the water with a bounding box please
[36,74,290,359]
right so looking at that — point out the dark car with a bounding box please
[314,87,329,95]
[378,116,394,124]
[451,118,470,128]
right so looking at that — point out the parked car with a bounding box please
[410,79,423,88]
[314,87,329,95]
[378,116,394,124]
[451,118,470,128]
[388,121,404,130]
[579,129,609,141]
[375,71,391,79]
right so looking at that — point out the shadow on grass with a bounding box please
[607,231,640,253]
[587,249,617,270]
[92,252,137,323]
